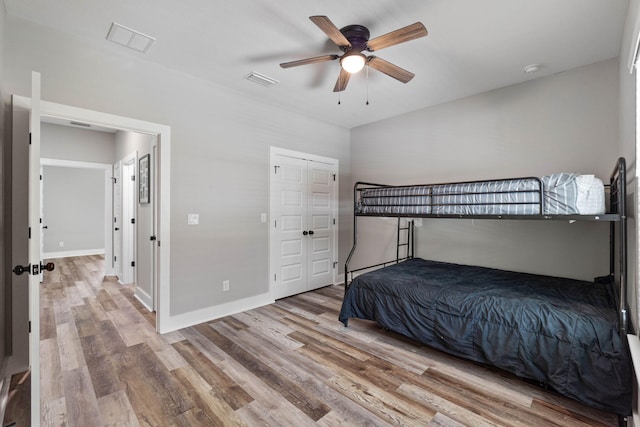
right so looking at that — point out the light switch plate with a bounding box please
[188,213,199,225]
[260,213,267,223]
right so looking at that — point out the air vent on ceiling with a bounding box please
[106,22,156,53]
[245,71,279,87]
[69,121,91,128]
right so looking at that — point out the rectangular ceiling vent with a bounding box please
[69,121,91,128]
[245,71,279,87]
[106,22,156,53]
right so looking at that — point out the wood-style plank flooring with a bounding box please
[37,255,619,426]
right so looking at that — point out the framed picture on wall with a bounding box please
[139,154,150,204]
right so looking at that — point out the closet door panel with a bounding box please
[272,156,308,298]
[307,161,335,290]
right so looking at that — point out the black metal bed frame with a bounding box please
[345,157,628,335]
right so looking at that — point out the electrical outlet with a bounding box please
[223,280,230,292]
[59,241,64,247]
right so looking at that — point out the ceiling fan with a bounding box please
[280,16,428,92]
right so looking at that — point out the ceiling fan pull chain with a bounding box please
[366,65,370,105]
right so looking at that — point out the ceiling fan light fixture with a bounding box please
[341,52,366,74]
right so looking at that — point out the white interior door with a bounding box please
[39,165,44,282]
[113,160,123,278]
[28,71,42,427]
[307,162,335,289]
[271,155,308,299]
[270,150,337,299]
[121,154,136,284]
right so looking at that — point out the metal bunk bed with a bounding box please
[341,157,631,417]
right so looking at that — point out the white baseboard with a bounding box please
[135,288,153,311]
[43,248,105,259]
[159,292,275,334]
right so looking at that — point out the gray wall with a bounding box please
[0,1,8,381]
[9,102,28,374]
[619,0,639,331]
[42,165,105,254]
[41,122,115,163]
[40,123,114,257]
[351,59,619,283]
[2,15,351,320]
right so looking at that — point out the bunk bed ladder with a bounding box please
[396,218,414,262]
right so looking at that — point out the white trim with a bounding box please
[161,293,275,332]
[628,0,640,73]
[43,248,105,259]
[628,334,640,426]
[270,146,338,166]
[40,158,111,169]
[14,95,172,334]
[135,289,153,312]
[40,158,113,275]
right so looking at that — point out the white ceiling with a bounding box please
[4,0,630,129]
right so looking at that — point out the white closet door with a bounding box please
[307,161,335,290]
[271,155,308,299]
[270,151,337,299]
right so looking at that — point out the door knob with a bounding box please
[40,262,55,272]
[308,230,314,235]
[302,231,308,236]
[12,264,31,276]
[13,262,54,276]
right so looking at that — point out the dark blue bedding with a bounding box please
[339,258,632,415]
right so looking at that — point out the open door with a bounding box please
[11,71,52,426]
[28,71,48,426]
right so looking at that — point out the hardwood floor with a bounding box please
[35,255,619,426]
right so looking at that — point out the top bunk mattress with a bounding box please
[356,173,605,216]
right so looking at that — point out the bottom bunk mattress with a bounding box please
[339,258,632,415]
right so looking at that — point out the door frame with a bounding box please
[268,146,339,298]
[13,95,172,333]
[120,152,137,285]
[40,158,113,273]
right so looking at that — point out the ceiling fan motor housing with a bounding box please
[340,25,370,52]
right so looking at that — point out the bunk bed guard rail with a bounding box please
[344,157,628,334]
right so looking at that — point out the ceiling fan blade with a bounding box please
[367,56,415,83]
[367,22,427,52]
[333,68,351,92]
[280,54,339,69]
[309,16,351,48]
